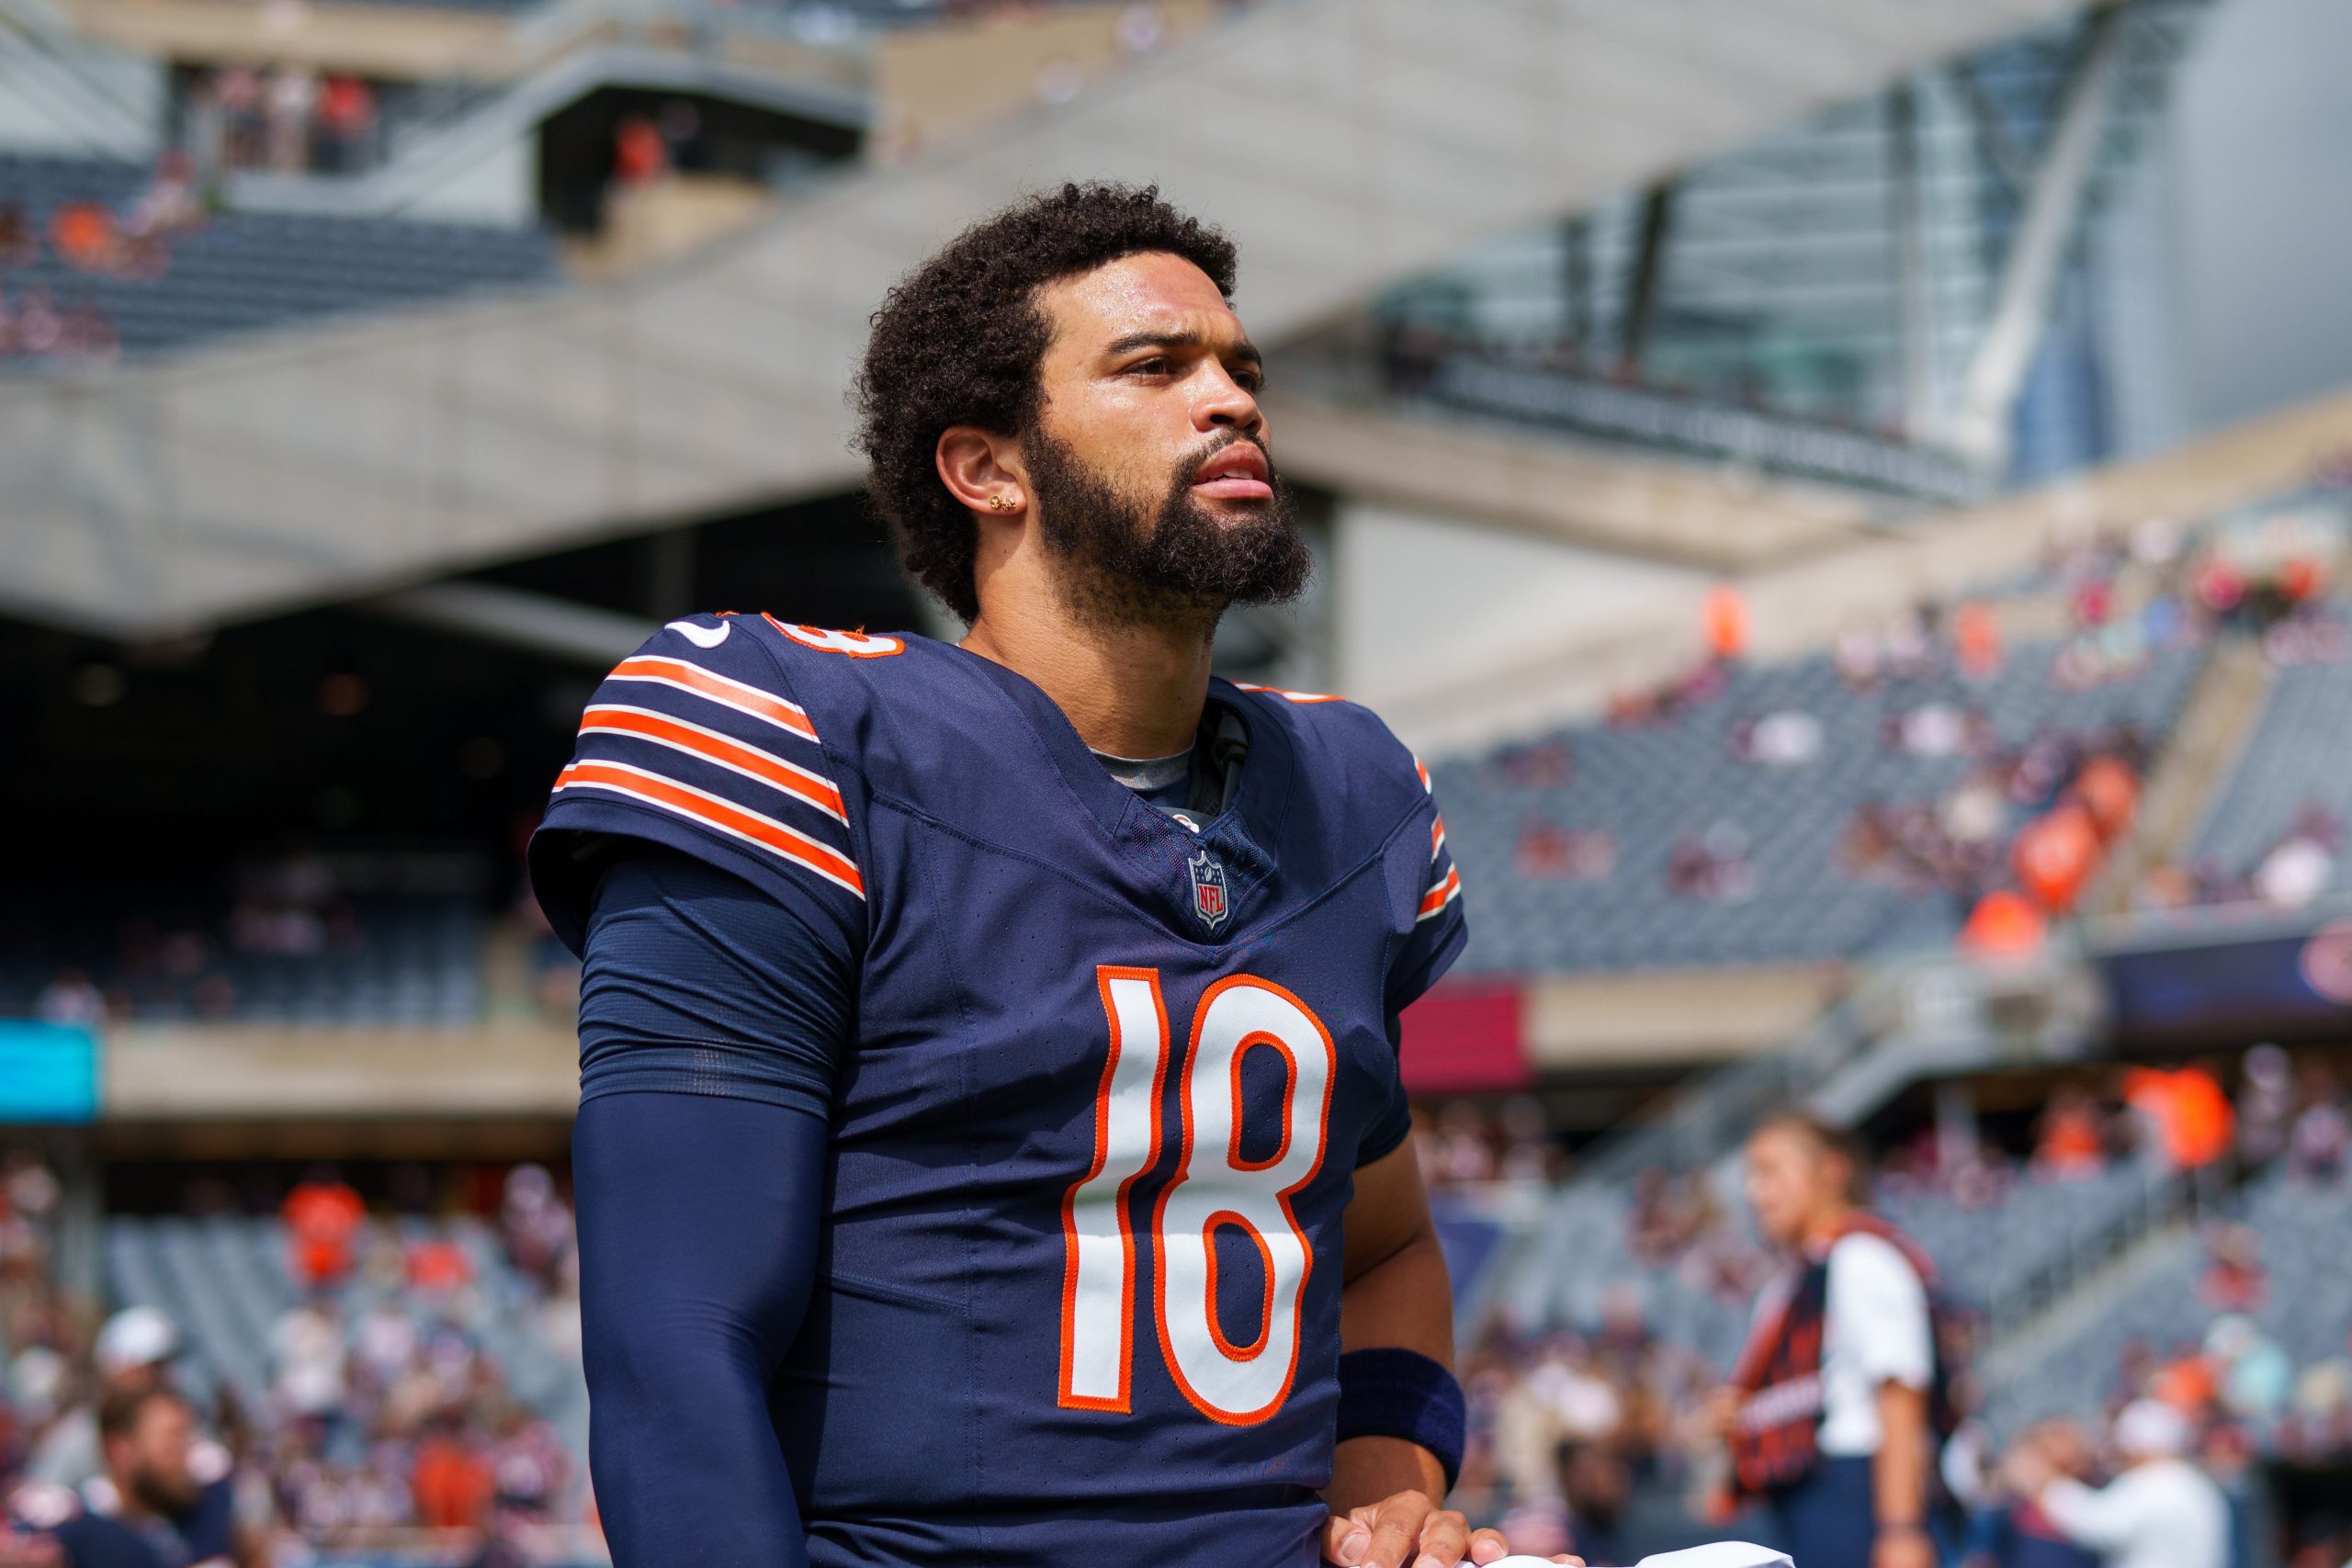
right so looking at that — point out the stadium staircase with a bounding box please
[2084,635,2276,914]
[0,0,2111,637]
[1964,1150,2352,1438]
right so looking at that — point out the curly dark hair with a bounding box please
[852,182,1238,623]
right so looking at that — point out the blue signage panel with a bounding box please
[0,1023,98,1123]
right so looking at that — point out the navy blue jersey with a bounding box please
[533,615,1466,1566]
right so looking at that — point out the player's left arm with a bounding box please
[1325,1148,1575,1568]
[1330,1139,1456,1511]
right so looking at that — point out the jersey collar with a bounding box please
[932,641,1295,933]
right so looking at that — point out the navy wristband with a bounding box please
[1334,1347,1466,1494]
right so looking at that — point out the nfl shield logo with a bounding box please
[1188,850,1229,931]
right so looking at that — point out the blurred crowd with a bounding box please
[1493,491,2352,942]
[0,1155,593,1568]
[180,67,380,179]
[1415,1042,2352,1566]
[0,152,209,367]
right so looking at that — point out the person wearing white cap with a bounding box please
[2004,1399,2228,1568]
[93,1311,178,1384]
[25,1309,180,1488]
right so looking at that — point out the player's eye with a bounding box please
[1125,356,1171,378]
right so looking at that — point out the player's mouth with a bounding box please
[1189,442,1272,501]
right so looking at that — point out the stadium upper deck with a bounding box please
[0,0,2106,637]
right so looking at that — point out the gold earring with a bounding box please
[989,494,1013,512]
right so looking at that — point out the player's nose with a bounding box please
[1193,363,1263,437]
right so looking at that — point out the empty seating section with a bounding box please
[0,153,559,359]
[1877,1158,2162,1306]
[1436,637,2208,975]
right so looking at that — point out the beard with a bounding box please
[1024,426,1312,630]
[127,1466,201,1517]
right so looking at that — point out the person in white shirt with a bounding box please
[1718,1112,1938,1568]
[2006,1399,2229,1568]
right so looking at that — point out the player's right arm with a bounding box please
[530,617,870,1568]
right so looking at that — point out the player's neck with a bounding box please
[961,605,1213,760]
[1798,1201,1856,1254]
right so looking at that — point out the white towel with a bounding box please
[1489,1545,1798,1568]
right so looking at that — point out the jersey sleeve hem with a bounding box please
[1354,1115,1413,1169]
[531,797,857,957]
[1387,908,1470,1013]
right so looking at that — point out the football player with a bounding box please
[533,184,1571,1568]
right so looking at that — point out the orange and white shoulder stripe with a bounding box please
[575,704,845,824]
[1411,754,1449,864]
[1417,864,1462,923]
[552,758,863,898]
[1234,682,1348,705]
[605,655,820,744]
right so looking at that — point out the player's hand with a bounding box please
[1321,1489,1582,1567]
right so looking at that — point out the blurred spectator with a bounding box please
[313,76,376,174]
[280,1173,364,1291]
[2032,1089,2109,1181]
[612,116,668,187]
[1425,1102,1496,1187]
[2197,1222,2267,1314]
[123,153,204,243]
[1730,710,1821,767]
[266,1304,344,1420]
[1486,738,1573,789]
[2252,807,2338,908]
[1723,1113,1938,1568]
[1494,1099,1557,1185]
[30,976,101,1032]
[1515,818,1613,881]
[1891,702,1973,759]
[1668,822,1756,901]
[1554,1437,1630,1564]
[2005,1399,2227,1568]
[1954,603,2005,679]
[0,204,33,266]
[1962,1418,2101,1568]
[28,1310,178,1490]
[62,1385,246,1568]
[2121,1064,2233,1172]
[2288,1066,2348,1182]
[2204,1315,2291,1425]
[2237,1045,2296,1167]
[2147,1342,2217,1419]
[264,69,318,174]
[411,1415,493,1531]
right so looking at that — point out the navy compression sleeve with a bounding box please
[576,1094,822,1568]
[571,846,859,1568]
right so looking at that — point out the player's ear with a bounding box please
[936,426,1026,522]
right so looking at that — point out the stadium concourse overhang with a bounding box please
[0,0,2108,642]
